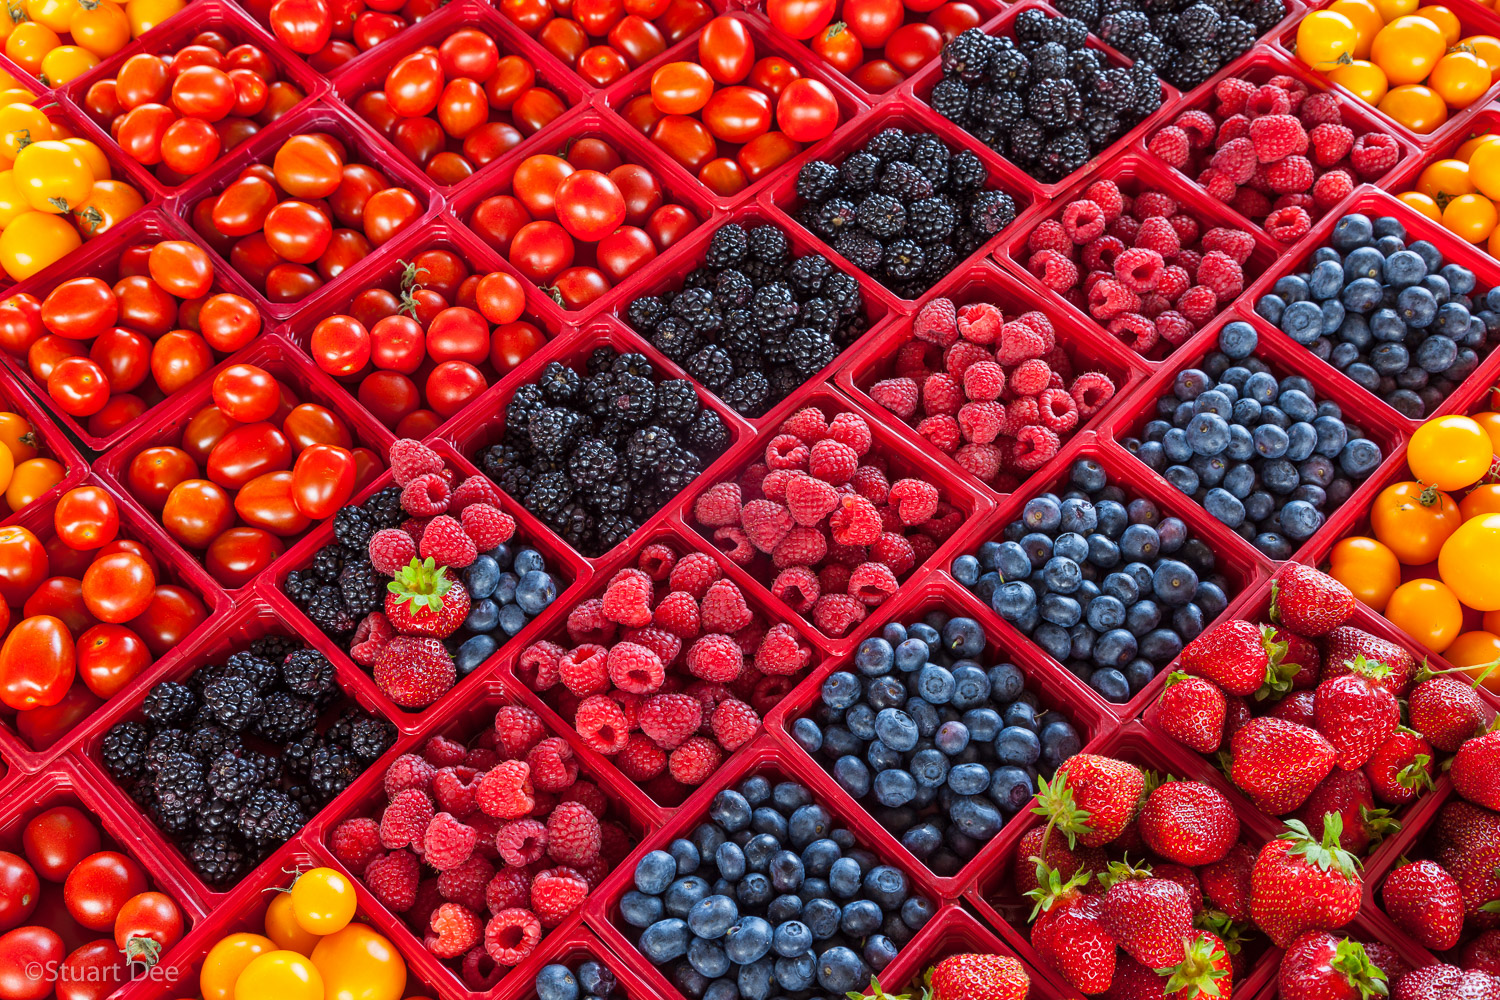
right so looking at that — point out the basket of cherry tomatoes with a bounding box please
[242,0,441,74]
[499,0,713,86]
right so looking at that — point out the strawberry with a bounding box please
[1248,817,1363,947]
[1034,754,1147,848]
[1321,626,1415,695]
[1278,931,1390,1000]
[1193,911,1252,978]
[373,635,457,709]
[1103,957,1171,1000]
[1269,690,1317,727]
[1099,861,1196,968]
[1199,842,1255,922]
[1156,673,1226,754]
[1462,930,1500,975]
[385,557,470,638]
[1361,941,1411,984]
[1381,859,1464,951]
[1161,930,1234,1000]
[1272,564,1354,637]
[1391,965,1500,1000]
[1312,655,1400,769]
[1137,780,1240,866]
[928,953,1031,1000]
[1228,717,1336,815]
[1180,620,1296,698]
[1223,696,1252,741]
[1452,731,1500,810]
[1153,863,1205,914]
[1434,800,1500,930]
[1363,728,1435,806]
[1028,867,1116,994]
[1014,826,1108,898]
[1291,769,1396,856]
[1280,629,1322,690]
[1409,674,1490,751]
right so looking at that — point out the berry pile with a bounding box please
[952,457,1234,702]
[327,706,633,984]
[1122,323,1385,559]
[1023,178,1261,357]
[867,295,1118,489]
[790,611,1084,875]
[691,403,964,639]
[928,16,1164,183]
[478,347,729,557]
[624,222,868,418]
[287,439,560,709]
[1253,212,1498,419]
[1054,0,1286,90]
[515,540,814,804]
[622,778,936,993]
[536,958,621,1000]
[792,126,1018,297]
[1145,78,1399,242]
[99,637,395,887]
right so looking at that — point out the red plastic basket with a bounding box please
[0,363,87,523]
[864,904,1074,1000]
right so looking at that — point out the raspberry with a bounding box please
[429,903,482,959]
[994,319,1050,366]
[485,908,543,965]
[1309,122,1354,167]
[477,759,535,818]
[923,502,963,541]
[1217,115,1251,148]
[1312,168,1353,209]
[364,849,420,912]
[921,372,964,416]
[486,869,530,913]
[332,817,382,873]
[558,644,609,697]
[600,641,661,695]
[1038,387,1079,432]
[1176,248,1203,274]
[458,504,514,553]
[764,433,809,470]
[1200,227,1255,264]
[546,801,601,866]
[1195,252,1244,300]
[955,443,1003,483]
[700,579,752,633]
[1175,110,1217,148]
[437,855,494,911]
[868,529,915,574]
[1264,205,1311,241]
[686,633,743,682]
[1028,219,1073,256]
[1298,92,1340,125]
[1247,114,1307,162]
[381,788,434,849]
[1108,214,1141,244]
[448,474,506,515]
[635,544,676,582]
[349,611,393,667]
[770,566,819,612]
[1084,179,1123,220]
[819,562,852,595]
[1246,84,1292,117]
[869,377,919,419]
[916,414,961,453]
[1272,192,1314,213]
[1211,136,1257,185]
[624,626,679,668]
[1001,396,1040,436]
[692,482,742,527]
[1088,278,1142,321]
[1196,167,1236,203]
[465,749,500,772]
[527,736,578,791]
[1147,126,1191,168]
[1156,311,1195,345]
[709,698,759,750]
[1061,200,1107,242]
[1027,249,1078,292]
[1175,285,1217,325]
[558,780,607,819]
[812,592,867,636]
[368,529,418,575]
[517,641,565,691]
[383,753,435,799]
[424,812,477,871]
[1264,155,1314,194]
[418,514,478,568]
[402,472,451,516]
[808,438,860,485]
[668,552,720,598]
[640,692,702,747]
[848,561,899,605]
[887,479,939,524]
[422,735,467,767]
[913,297,958,345]
[1168,215,1200,248]
[893,341,936,382]
[827,412,872,456]
[1215,77,1256,117]
[493,817,549,866]
[779,406,829,442]
[1232,186,1272,219]
[754,622,809,675]
[1156,264,1190,301]
[1113,248,1164,293]
[389,439,444,487]
[740,499,794,553]
[602,571,652,627]
[616,732,667,780]
[958,401,1005,444]
[575,694,630,754]
[760,468,795,502]
[668,736,722,785]
[712,526,754,565]
[1013,424,1061,471]
[432,766,481,816]
[1134,216,1181,258]
[1082,235,1125,272]
[828,494,881,545]
[649,590,699,639]
[783,473,840,526]
[959,360,1004,401]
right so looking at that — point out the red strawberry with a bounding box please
[1279,931,1390,1000]
[1321,626,1415,695]
[1248,817,1363,947]
[1153,863,1204,914]
[1181,620,1297,697]
[1199,842,1255,922]
[1268,690,1317,728]
[1028,867,1116,995]
[1452,731,1500,810]
[1462,930,1500,975]
[1103,957,1172,1000]
[1223,696,1252,741]
[1228,717,1336,815]
[1409,675,1490,751]
[1312,655,1400,769]
[1161,930,1234,1000]
[1280,630,1322,690]
[373,636,457,709]
[385,557,470,638]
[1381,859,1464,951]
[1194,911,1252,978]
[1014,826,1108,898]
[1034,754,1147,848]
[1137,780,1240,866]
[928,953,1031,1000]
[1434,800,1500,930]
[1392,965,1500,1000]
[1272,564,1354,637]
[1156,672,1226,754]
[1361,940,1411,984]
[1363,728,1435,806]
[1291,769,1396,856]
[1099,861,1196,967]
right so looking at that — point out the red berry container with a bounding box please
[835,255,1152,500]
[0,363,88,524]
[675,382,994,652]
[302,668,667,1000]
[871,903,1072,1000]
[763,571,1121,899]
[91,332,394,599]
[258,435,591,734]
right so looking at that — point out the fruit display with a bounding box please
[0,390,76,522]
[499,0,713,86]
[925,13,1165,184]
[244,0,435,71]
[778,0,987,95]
[535,956,630,1000]
[1394,121,1500,256]
[0,0,179,87]
[1291,1,1500,135]
[465,136,704,310]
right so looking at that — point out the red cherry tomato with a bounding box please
[212,363,280,422]
[82,552,156,624]
[21,807,99,881]
[426,306,490,365]
[385,50,443,116]
[149,330,214,394]
[884,22,942,73]
[270,0,333,53]
[0,927,63,1000]
[549,266,611,309]
[310,314,371,377]
[23,578,91,638]
[813,22,863,72]
[844,0,903,46]
[113,891,183,963]
[76,624,152,699]
[597,226,657,283]
[609,14,666,66]
[749,56,801,97]
[205,528,284,588]
[57,941,130,1000]
[491,320,547,374]
[766,0,834,38]
[54,487,118,551]
[737,130,801,179]
[508,221,574,283]
[850,58,903,91]
[358,370,419,426]
[699,15,754,83]
[0,614,76,711]
[646,203,697,247]
[775,77,839,142]
[291,443,356,518]
[207,422,293,490]
[651,60,714,115]
[64,852,147,932]
[928,1,981,41]
[41,279,116,341]
[553,169,627,241]
[0,853,38,933]
[439,27,499,78]
[198,294,261,353]
[702,85,773,143]
[650,115,717,172]
[699,157,747,196]
[128,585,207,657]
[48,358,111,417]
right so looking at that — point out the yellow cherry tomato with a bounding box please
[70,1,130,56]
[6,457,61,510]
[1328,58,1390,103]
[1379,83,1448,133]
[1398,190,1442,220]
[1458,132,1500,160]
[200,933,276,1000]
[310,925,406,1000]
[235,951,324,1000]
[1328,535,1403,610]
[1298,10,1359,68]
[1371,480,1462,563]
[1419,3,1462,42]
[64,139,109,182]
[1461,483,1500,518]
[1410,414,1495,489]
[0,172,28,229]
[1470,135,1500,198]
[1473,411,1500,453]
[1374,0,1417,18]
[0,89,34,109]
[124,0,184,35]
[72,179,142,239]
[1464,35,1500,82]
[1418,158,1474,199]
[1372,15,1447,84]
[1430,50,1492,108]
[5,21,61,75]
[1445,631,1500,691]
[1439,512,1500,610]
[1442,192,1497,241]
[26,0,81,33]
[0,212,79,280]
[1385,577,1464,651]
[13,139,92,214]
[0,413,38,463]
[39,45,99,87]
[290,868,356,935]
[0,443,17,496]
[265,890,322,955]
[0,104,52,164]
[0,4,18,42]
[1332,0,1385,56]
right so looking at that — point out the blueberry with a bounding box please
[942,618,985,660]
[671,838,701,874]
[1309,259,1344,299]
[691,822,726,859]
[1339,437,1382,477]
[665,876,711,916]
[988,765,1033,812]
[737,872,772,907]
[1280,499,1322,540]
[494,572,518,606]
[947,761,990,795]
[802,896,841,940]
[816,946,866,993]
[894,638,930,673]
[464,555,500,600]
[688,895,740,939]
[744,832,780,872]
[1125,599,1160,636]
[867,676,907,710]
[1281,300,1324,344]
[1219,321,1258,359]
[1399,285,1439,328]
[1273,275,1309,302]
[1332,213,1373,250]
[769,850,805,892]
[1255,532,1293,559]
[636,851,678,894]
[1041,556,1083,594]
[711,790,752,832]
[723,915,773,965]
[1070,458,1108,492]
[916,663,956,703]
[1023,496,1062,532]
[1173,368,1211,400]
[771,919,812,959]
[640,918,690,961]
[1040,717,1081,756]
[1141,627,1185,664]
[454,634,498,675]
[1059,497,1097,534]
[864,935,898,972]
[995,725,1041,765]
[821,672,861,709]
[994,541,1032,581]
[579,962,614,998]
[787,802,830,847]
[513,548,545,574]
[687,939,730,979]
[1101,572,1140,605]
[1256,294,1286,324]
[515,570,558,615]
[1094,627,1138,667]
[1417,334,1458,373]
[1120,523,1160,562]
[828,856,863,898]
[621,890,663,928]
[1203,488,1245,528]
[791,718,823,754]
[538,965,580,1000]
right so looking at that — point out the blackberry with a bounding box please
[362,486,403,529]
[796,160,840,202]
[627,296,668,330]
[822,272,863,316]
[705,225,748,268]
[1014,8,1051,42]
[307,745,362,800]
[910,135,951,187]
[877,161,933,201]
[929,77,970,120]
[767,366,802,402]
[740,255,786,284]
[810,197,859,239]
[102,722,148,780]
[531,407,581,458]
[747,225,790,263]
[282,648,335,698]
[760,332,795,367]
[585,478,630,514]
[568,437,617,491]
[145,728,188,766]
[527,472,573,517]
[1055,0,1100,21]
[1041,129,1091,179]
[347,715,395,760]
[596,515,638,549]
[1008,119,1046,164]
[243,751,283,786]
[151,791,199,835]
[1099,9,1149,44]
[585,347,616,375]
[683,347,731,393]
[682,266,715,290]
[1219,15,1255,53]
[788,327,836,376]
[969,190,1019,235]
[1175,2,1220,40]
[908,198,957,243]
[714,269,754,307]
[151,750,206,802]
[142,682,197,727]
[186,835,247,886]
[943,28,996,81]
[1133,34,1173,70]
[286,784,320,813]
[610,373,657,424]
[839,152,880,191]
[282,569,311,604]
[1131,62,1164,112]
[552,502,595,548]
[855,194,905,240]
[237,788,305,844]
[538,361,581,404]
[922,243,958,280]
[508,383,547,425]
[687,410,729,455]
[1050,14,1090,45]
[206,751,261,804]
[1247,0,1283,28]
[335,560,378,619]
[722,372,770,415]
[1093,67,1137,111]
[1170,46,1218,86]
[1029,41,1068,79]
[1026,77,1083,127]
[788,255,833,295]
[1069,47,1104,78]
[671,287,719,332]
[310,545,346,583]
[331,505,375,551]
[201,675,263,732]
[864,127,913,162]
[834,231,884,273]
[799,297,839,334]
[195,795,239,836]
[655,380,699,425]
[1083,108,1124,151]
[650,317,699,361]
[988,46,1031,87]
[948,151,986,193]
[184,724,242,762]
[256,692,318,743]
[884,240,926,281]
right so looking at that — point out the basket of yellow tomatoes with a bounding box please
[1393,110,1500,254]
[0,0,186,89]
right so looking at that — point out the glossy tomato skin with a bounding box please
[310,315,371,377]
[0,616,74,711]
[425,307,489,365]
[490,321,546,374]
[235,472,312,536]
[508,221,574,283]
[358,371,419,427]
[650,115,717,172]
[76,624,152,699]
[16,684,101,752]
[23,578,93,637]
[0,854,38,933]
[41,279,117,341]
[884,22,942,73]
[0,526,48,607]
[469,194,529,255]
[702,86,773,143]
[596,226,657,283]
[64,852,147,932]
[554,170,626,241]
[0,926,64,1000]
[207,422,293,489]
[776,77,838,142]
[129,585,207,658]
[551,267,611,309]
[182,407,237,469]
[206,528,284,588]
[646,204,697,248]
[291,444,356,518]
[82,552,156,624]
[90,328,151,394]
[426,361,486,418]
[699,15,753,82]
[113,891,183,956]
[368,315,425,374]
[767,0,833,38]
[53,487,119,551]
[161,479,234,549]
[21,807,99,882]
[57,941,130,1000]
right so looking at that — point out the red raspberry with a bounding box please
[712,527,754,565]
[668,552,720,598]
[887,479,939,524]
[402,472,451,517]
[1147,126,1191,167]
[1029,249,1080,291]
[1167,213,1199,247]
[1088,278,1142,321]
[952,443,1001,483]
[381,788,434,849]
[1134,216,1181,259]
[486,868,530,912]
[636,543,676,581]
[492,816,548,866]
[484,909,542,965]
[865,529,913,574]
[1156,311,1195,344]
[1113,248,1164,293]
[870,377,919,419]
[1312,168,1353,209]
[779,406,829,442]
[558,644,609,697]
[686,633,743,682]
[566,599,614,646]
[1108,214,1141,245]
[1069,372,1116,416]
[958,401,1005,444]
[1217,115,1252,148]
[1200,228,1255,264]
[1084,179,1123,220]
[1157,264,1191,301]
[848,561,899,605]
[740,499,794,553]
[916,414,961,453]
[602,571,653,628]
[383,753,435,799]
[1196,166,1236,203]
[517,641,565,691]
[921,372,964,416]
[693,482,743,527]
[913,297,958,345]
[349,611,393,667]
[389,439,444,486]
[760,468,795,503]
[1134,190,1178,218]
[783,473,840,525]
[1082,235,1125,272]
[828,494,881,545]
[1028,219,1073,256]
[1298,92,1341,125]
[994,318,1051,366]
[1176,110,1218,147]
[1061,200,1107,242]
[460,504,515,552]
[1264,155,1314,193]
[616,733,667,780]
[465,749,500,772]
[909,532,938,565]
[545,801,601,866]
[424,735,468,767]
[1309,122,1354,167]
[808,438,859,484]
[764,433,810,470]
[527,736,578,791]
[437,855,494,911]
[668,737,722,785]
[332,817,382,873]
[477,759,535,818]
[708,698,759,750]
[429,903,482,959]
[1215,76,1256,117]
[449,474,506,515]
[813,593,867,636]
[1012,425,1061,471]
[624,626,679,668]
[893,341,936,382]
[368,529,418,575]
[575,694,630,754]
[364,849,419,912]
[772,526,826,569]
[771,566,820,613]
[652,590,701,639]
[432,766,481,816]
[1177,285,1219,325]
[700,578,752,633]
[1211,136,1257,184]
[418,514,477,569]
[1195,251,1244,300]
[819,563,852,595]
[754,623,809,675]
[959,360,1004,402]
[1263,205,1311,241]
[944,340,991,380]
[1176,248,1203,274]
[1247,84,1292,116]
[827,412,872,455]
[1038,387,1079,432]
[1248,114,1308,162]
[1232,186,1272,219]
[640,692,702,747]
[424,812,477,871]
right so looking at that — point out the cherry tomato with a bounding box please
[310,314,370,376]
[462,121,522,167]
[76,624,152,699]
[41,278,116,341]
[575,0,624,34]
[149,330,213,395]
[89,327,150,394]
[508,220,574,283]
[23,577,92,637]
[928,1,980,41]
[0,926,63,1000]
[212,176,277,237]
[699,156,747,196]
[212,363,280,422]
[291,444,355,518]
[609,164,665,229]
[22,807,97,881]
[475,271,526,325]
[767,0,834,38]
[284,403,352,451]
[57,941,130,1000]
[128,585,207,657]
[329,163,387,228]
[436,78,488,140]
[850,58,903,92]
[646,203,697,247]
[651,60,714,114]
[491,320,546,374]
[700,16,754,84]
[813,22,863,72]
[650,114,717,172]
[270,0,333,53]
[48,357,110,417]
[183,407,237,470]
[884,22,942,73]
[116,54,169,108]
[439,27,499,78]
[0,294,43,356]
[610,14,666,66]
[657,0,712,41]
[54,486,118,550]
[363,188,421,245]
[172,65,236,120]
[500,0,552,32]
[64,852,147,932]
[702,85,773,143]
[161,479,234,548]
[82,551,155,624]
[425,360,486,417]
[596,226,657,283]
[205,527,284,587]
[749,56,801,97]
[273,134,343,199]
[28,335,84,385]
[265,263,324,303]
[0,853,38,933]
[620,93,665,134]
[358,370,419,425]
[114,891,183,966]
[316,228,373,281]
[264,200,333,264]
[553,169,627,241]
[548,266,610,309]
[0,526,47,608]
[198,293,260,354]
[513,86,568,135]
[776,77,838,142]
[395,409,441,438]
[16,683,100,751]
[737,129,800,179]
[208,422,293,489]
[350,288,401,328]
[425,306,489,364]
[470,194,531,256]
